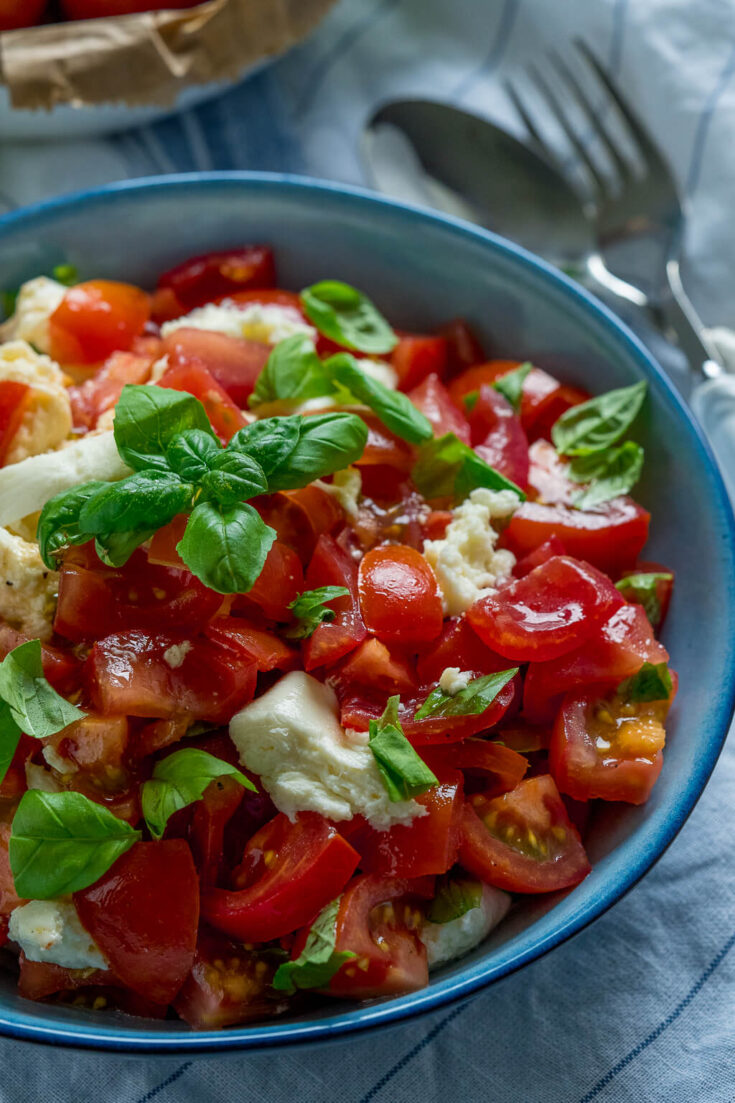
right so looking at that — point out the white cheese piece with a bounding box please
[423,487,519,616]
[0,277,66,354]
[41,744,78,776]
[9,899,107,970]
[229,671,424,830]
[314,466,363,520]
[438,667,472,696]
[422,885,511,969]
[25,762,62,793]
[359,358,398,389]
[0,341,72,464]
[0,430,130,529]
[161,301,316,346]
[149,354,170,383]
[163,641,193,669]
[0,527,58,640]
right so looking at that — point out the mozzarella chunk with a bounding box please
[314,466,363,520]
[439,667,472,696]
[358,358,398,389]
[163,641,193,669]
[423,487,519,615]
[0,341,71,464]
[229,671,424,829]
[422,885,511,969]
[9,898,107,970]
[0,430,130,529]
[161,301,316,346]
[0,277,66,353]
[0,527,57,640]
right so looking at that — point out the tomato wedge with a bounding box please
[256,487,343,564]
[467,555,624,662]
[458,775,591,893]
[423,740,528,798]
[407,374,470,442]
[204,616,299,673]
[337,637,417,695]
[467,385,530,490]
[416,615,510,684]
[358,545,444,646]
[74,840,199,1005]
[392,336,449,391]
[158,361,246,442]
[68,347,155,431]
[303,534,367,670]
[0,380,30,466]
[188,776,246,886]
[162,327,270,408]
[201,812,360,942]
[233,540,304,622]
[157,245,276,310]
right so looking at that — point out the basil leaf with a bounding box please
[9,790,141,899]
[36,480,108,569]
[619,661,672,703]
[166,428,222,483]
[178,500,276,594]
[492,362,532,412]
[266,412,368,491]
[615,571,673,630]
[78,470,196,535]
[300,280,397,355]
[326,353,433,444]
[141,748,255,840]
[463,391,479,414]
[272,897,355,994]
[369,696,438,802]
[412,433,524,503]
[285,586,350,640]
[200,451,268,507]
[249,334,334,409]
[0,701,22,786]
[52,263,78,286]
[0,640,84,738]
[228,418,302,479]
[114,384,215,471]
[94,528,157,568]
[552,380,647,456]
[414,669,518,721]
[428,876,483,924]
[568,441,645,510]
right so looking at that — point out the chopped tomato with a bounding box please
[416,616,511,684]
[407,374,470,441]
[158,360,246,442]
[392,336,449,391]
[43,712,128,777]
[458,774,591,892]
[75,840,199,1006]
[438,319,487,374]
[501,497,650,577]
[18,958,113,1002]
[513,535,567,577]
[201,812,359,942]
[162,327,270,408]
[467,384,530,489]
[467,555,624,662]
[527,439,578,505]
[157,246,276,310]
[355,412,416,473]
[550,680,675,804]
[423,740,528,798]
[530,382,590,441]
[0,1,47,30]
[303,534,366,670]
[131,717,190,760]
[232,540,304,622]
[0,824,22,914]
[68,348,154,431]
[49,280,150,365]
[150,286,185,325]
[86,629,257,723]
[204,616,299,672]
[0,380,29,465]
[337,637,417,695]
[616,559,675,632]
[256,487,343,564]
[0,623,80,695]
[146,513,187,568]
[358,545,443,645]
[189,776,246,886]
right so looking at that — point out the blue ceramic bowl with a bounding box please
[0,174,732,1052]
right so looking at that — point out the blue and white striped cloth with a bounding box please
[1,1,734,1099]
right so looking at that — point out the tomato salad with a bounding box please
[0,248,675,1029]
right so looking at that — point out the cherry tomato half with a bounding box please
[49,280,150,365]
[358,545,443,646]
[407,374,470,442]
[157,245,276,310]
[0,380,29,465]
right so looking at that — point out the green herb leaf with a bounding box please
[463,391,479,414]
[0,701,22,786]
[141,748,255,840]
[52,263,78,286]
[326,353,433,444]
[414,669,518,721]
[78,470,196,535]
[228,417,302,480]
[285,586,350,639]
[265,412,368,491]
[619,661,672,703]
[200,450,269,507]
[178,500,276,594]
[369,696,438,802]
[272,897,355,994]
[9,790,141,899]
[94,528,158,568]
[166,428,222,483]
[568,441,645,509]
[552,380,647,456]
[615,571,673,630]
[492,362,532,412]
[0,640,85,739]
[249,334,334,409]
[428,876,483,924]
[113,384,215,472]
[36,480,108,569]
[301,280,397,355]
[412,433,524,503]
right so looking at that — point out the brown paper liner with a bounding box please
[0,0,337,111]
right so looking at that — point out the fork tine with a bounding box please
[528,64,610,199]
[503,78,554,156]
[574,38,669,172]
[549,50,633,181]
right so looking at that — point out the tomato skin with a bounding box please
[0,1,47,30]
[356,412,416,473]
[392,336,449,391]
[162,327,270,408]
[232,540,304,622]
[423,740,528,798]
[0,824,22,915]
[438,319,486,374]
[458,775,591,893]
[43,711,128,777]
[188,776,246,887]
[201,812,360,942]
[407,374,470,442]
[416,616,510,684]
[0,380,30,465]
[68,348,154,431]
[0,624,80,695]
[49,280,150,365]
[468,555,624,662]
[158,360,246,442]
[337,637,417,695]
[303,534,367,671]
[157,245,276,310]
[502,497,650,577]
[17,957,113,1001]
[75,840,199,1005]
[358,545,443,646]
[256,487,343,564]
[468,385,530,490]
[513,535,566,578]
[617,559,675,632]
[204,616,299,673]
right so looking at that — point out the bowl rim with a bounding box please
[0,170,733,1053]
